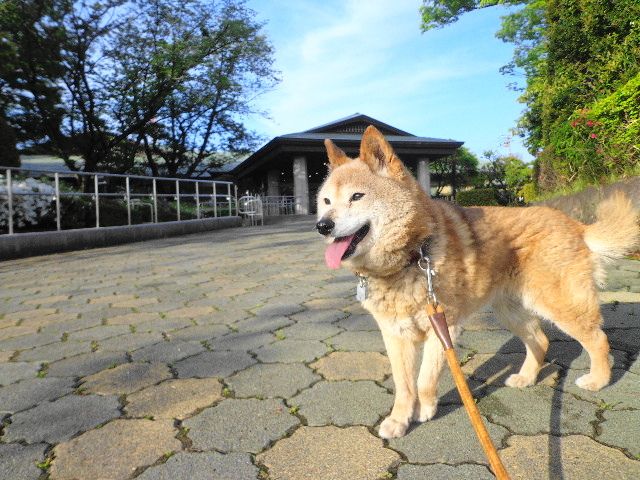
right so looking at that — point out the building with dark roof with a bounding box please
[230,113,463,214]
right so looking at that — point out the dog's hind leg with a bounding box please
[493,296,549,388]
[378,330,420,439]
[529,293,610,391]
[415,325,460,421]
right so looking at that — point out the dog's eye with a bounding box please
[323,198,331,205]
[350,193,364,202]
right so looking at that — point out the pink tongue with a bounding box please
[325,235,355,269]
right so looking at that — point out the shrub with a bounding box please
[0,175,55,229]
[456,188,500,206]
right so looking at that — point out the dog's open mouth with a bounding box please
[325,223,370,269]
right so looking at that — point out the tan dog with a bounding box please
[316,125,639,439]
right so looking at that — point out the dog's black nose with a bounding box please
[316,218,335,236]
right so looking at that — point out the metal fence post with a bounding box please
[94,174,100,228]
[227,183,232,217]
[195,182,200,219]
[126,176,131,226]
[54,173,61,231]
[152,178,158,223]
[6,169,13,235]
[213,183,217,218]
[234,185,238,216]
[175,179,181,221]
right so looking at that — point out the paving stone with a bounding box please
[335,313,378,331]
[80,363,172,395]
[546,341,627,370]
[396,463,494,480]
[327,330,386,352]
[303,297,352,310]
[233,316,294,333]
[253,339,327,363]
[165,324,229,342]
[2,308,57,322]
[0,332,61,351]
[251,303,305,319]
[4,394,121,443]
[0,324,39,339]
[462,352,560,387]
[174,350,256,378]
[47,350,128,378]
[50,419,181,480]
[290,380,393,426]
[227,363,320,398]
[290,309,348,324]
[184,398,299,453]
[16,341,91,363]
[208,331,275,351]
[388,405,509,464]
[0,443,48,480]
[67,325,130,341]
[38,316,101,335]
[23,295,70,306]
[0,377,74,414]
[0,362,40,386]
[125,378,223,419]
[606,327,640,354]
[599,409,640,456]
[500,434,640,479]
[130,340,205,363]
[554,369,640,410]
[136,452,259,480]
[135,318,194,333]
[106,312,160,325]
[0,351,12,362]
[257,426,399,480]
[311,351,391,381]
[458,329,524,354]
[477,385,596,435]
[279,322,342,340]
[99,332,164,352]
[166,306,216,319]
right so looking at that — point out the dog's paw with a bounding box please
[505,373,535,388]
[575,373,608,392]
[378,417,409,439]
[414,400,437,422]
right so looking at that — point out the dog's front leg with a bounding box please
[415,326,459,422]
[378,330,420,439]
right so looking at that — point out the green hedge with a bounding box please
[456,188,499,206]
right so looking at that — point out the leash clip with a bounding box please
[417,249,437,306]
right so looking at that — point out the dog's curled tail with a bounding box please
[583,191,639,262]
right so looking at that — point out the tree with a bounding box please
[478,150,532,204]
[0,115,20,167]
[430,146,479,197]
[0,0,277,176]
[421,1,640,192]
[137,0,277,177]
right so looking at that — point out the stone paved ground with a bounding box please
[0,217,639,480]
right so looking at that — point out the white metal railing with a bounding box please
[261,195,297,216]
[0,166,238,235]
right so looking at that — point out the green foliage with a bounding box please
[421,0,640,194]
[456,188,499,206]
[431,146,479,196]
[0,0,277,175]
[0,116,20,167]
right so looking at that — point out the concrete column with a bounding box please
[417,159,431,197]
[293,156,309,214]
[267,169,280,197]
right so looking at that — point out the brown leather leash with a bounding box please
[419,253,511,480]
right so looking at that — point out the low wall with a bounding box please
[0,216,242,260]
[538,177,640,223]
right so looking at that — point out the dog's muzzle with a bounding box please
[316,218,334,236]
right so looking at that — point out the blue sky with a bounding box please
[244,0,533,162]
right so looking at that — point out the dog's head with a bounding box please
[316,125,431,275]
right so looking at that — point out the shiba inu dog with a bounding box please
[316,125,639,439]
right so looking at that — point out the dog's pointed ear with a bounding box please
[360,125,405,180]
[325,139,349,170]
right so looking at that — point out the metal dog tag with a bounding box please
[356,275,368,302]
